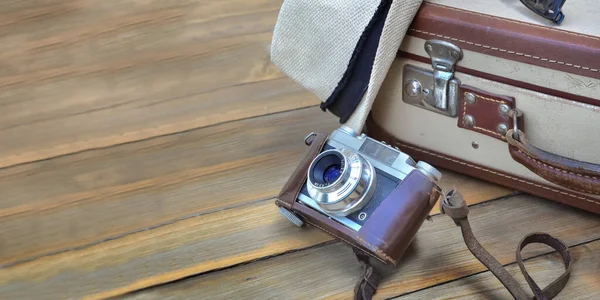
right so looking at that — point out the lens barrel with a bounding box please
[307,149,376,217]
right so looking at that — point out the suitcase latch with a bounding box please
[402,40,463,117]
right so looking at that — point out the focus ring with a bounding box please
[307,148,376,217]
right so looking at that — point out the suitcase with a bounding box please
[270,0,600,215]
[366,0,600,214]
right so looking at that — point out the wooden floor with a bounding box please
[0,1,598,299]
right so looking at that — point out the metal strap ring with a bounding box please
[304,132,317,146]
[509,109,523,140]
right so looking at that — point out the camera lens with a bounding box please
[309,151,345,187]
[306,149,376,217]
[323,165,341,184]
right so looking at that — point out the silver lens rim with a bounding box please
[306,148,376,217]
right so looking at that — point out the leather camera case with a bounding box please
[275,132,441,266]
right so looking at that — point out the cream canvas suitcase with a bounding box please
[366,0,600,214]
[270,0,600,214]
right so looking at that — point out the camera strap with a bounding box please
[353,249,384,300]
[440,189,573,300]
[353,189,573,300]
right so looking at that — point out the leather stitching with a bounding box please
[516,150,600,195]
[474,127,502,138]
[516,151,599,194]
[356,236,397,265]
[303,220,383,262]
[462,92,507,139]
[396,142,600,206]
[472,93,505,104]
[426,3,600,41]
[410,29,600,73]
[516,149,600,180]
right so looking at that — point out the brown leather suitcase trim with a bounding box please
[365,116,600,215]
[399,51,600,107]
[457,85,521,141]
[408,2,600,79]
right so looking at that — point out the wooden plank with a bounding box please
[0,0,319,168]
[117,195,600,300]
[394,239,600,300]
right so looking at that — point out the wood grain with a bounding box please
[394,239,600,299]
[0,185,511,300]
[0,200,331,300]
[0,117,513,300]
[1,194,588,300]
[0,0,319,168]
[0,102,511,268]
[0,106,334,266]
[118,195,600,300]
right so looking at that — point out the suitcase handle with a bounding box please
[506,109,600,195]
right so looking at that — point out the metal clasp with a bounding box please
[425,40,463,112]
[402,40,463,117]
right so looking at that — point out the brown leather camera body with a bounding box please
[275,131,441,266]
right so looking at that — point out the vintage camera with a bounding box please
[298,126,441,231]
[276,126,443,265]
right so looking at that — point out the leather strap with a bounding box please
[440,188,573,300]
[506,129,600,195]
[353,249,384,300]
[352,187,572,300]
